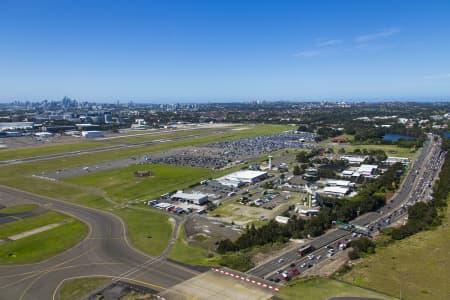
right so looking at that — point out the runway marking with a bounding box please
[0,262,125,282]
[52,274,167,300]
[18,271,48,300]
[4,247,96,297]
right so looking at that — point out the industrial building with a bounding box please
[303,168,319,181]
[215,170,268,188]
[357,164,378,176]
[383,157,410,166]
[171,191,209,205]
[34,132,53,138]
[322,186,350,198]
[341,155,368,165]
[275,215,290,224]
[81,131,104,138]
[325,179,355,188]
[0,122,34,132]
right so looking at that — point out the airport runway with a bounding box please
[0,127,233,166]
[0,185,202,300]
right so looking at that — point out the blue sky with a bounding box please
[1,0,450,102]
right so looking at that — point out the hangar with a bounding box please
[215,170,268,187]
[171,191,209,205]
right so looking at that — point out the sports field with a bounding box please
[0,210,87,264]
[339,197,450,300]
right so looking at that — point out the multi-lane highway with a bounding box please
[248,135,444,281]
[0,185,203,300]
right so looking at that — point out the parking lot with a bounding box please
[149,132,317,169]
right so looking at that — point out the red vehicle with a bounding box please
[298,245,315,256]
[291,268,300,276]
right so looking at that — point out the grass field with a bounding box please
[168,225,213,265]
[59,276,111,300]
[0,124,290,180]
[339,199,450,300]
[0,124,290,258]
[0,203,39,214]
[114,207,172,256]
[279,278,396,300]
[0,211,87,264]
[0,127,226,162]
[325,142,418,159]
[65,164,216,202]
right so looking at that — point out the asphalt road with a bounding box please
[248,135,442,280]
[0,185,202,300]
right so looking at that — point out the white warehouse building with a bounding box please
[215,170,268,188]
[81,130,104,138]
[322,186,350,198]
[171,191,209,205]
[220,170,268,184]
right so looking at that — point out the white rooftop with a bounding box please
[357,164,378,174]
[341,155,368,163]
[218,170,267,183]
[323,186,350,195]
[172,191,208,201]
[326,179,352,187]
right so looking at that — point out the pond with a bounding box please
[383,134,415,141]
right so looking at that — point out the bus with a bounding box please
[297,245,315,256]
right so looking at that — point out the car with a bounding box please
[278,258,286,263]
[276,269,283,274]
[316,255,322,260]
[327,252,335,257]
[307,254,314,260]
[290,263,296,268]
[300,263,307,268]
[291,268,300,275]
[274,278,281,283]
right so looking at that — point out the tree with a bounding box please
[293,165,302,176]
[296,151,309,163]
[348,249,360,260]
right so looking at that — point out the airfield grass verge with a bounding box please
[0,141,109,162]
[65,164,216,202]
[168,225,213,266]
[60,276,111,300]
[0,211,87,264]
[339,197,450,300]
[114,208,172,257]
[0,126,229,162]
[279,277,397,300]
[0,203,39,214]
[0,124,290,258]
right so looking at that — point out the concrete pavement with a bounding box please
[0,185,201,300]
